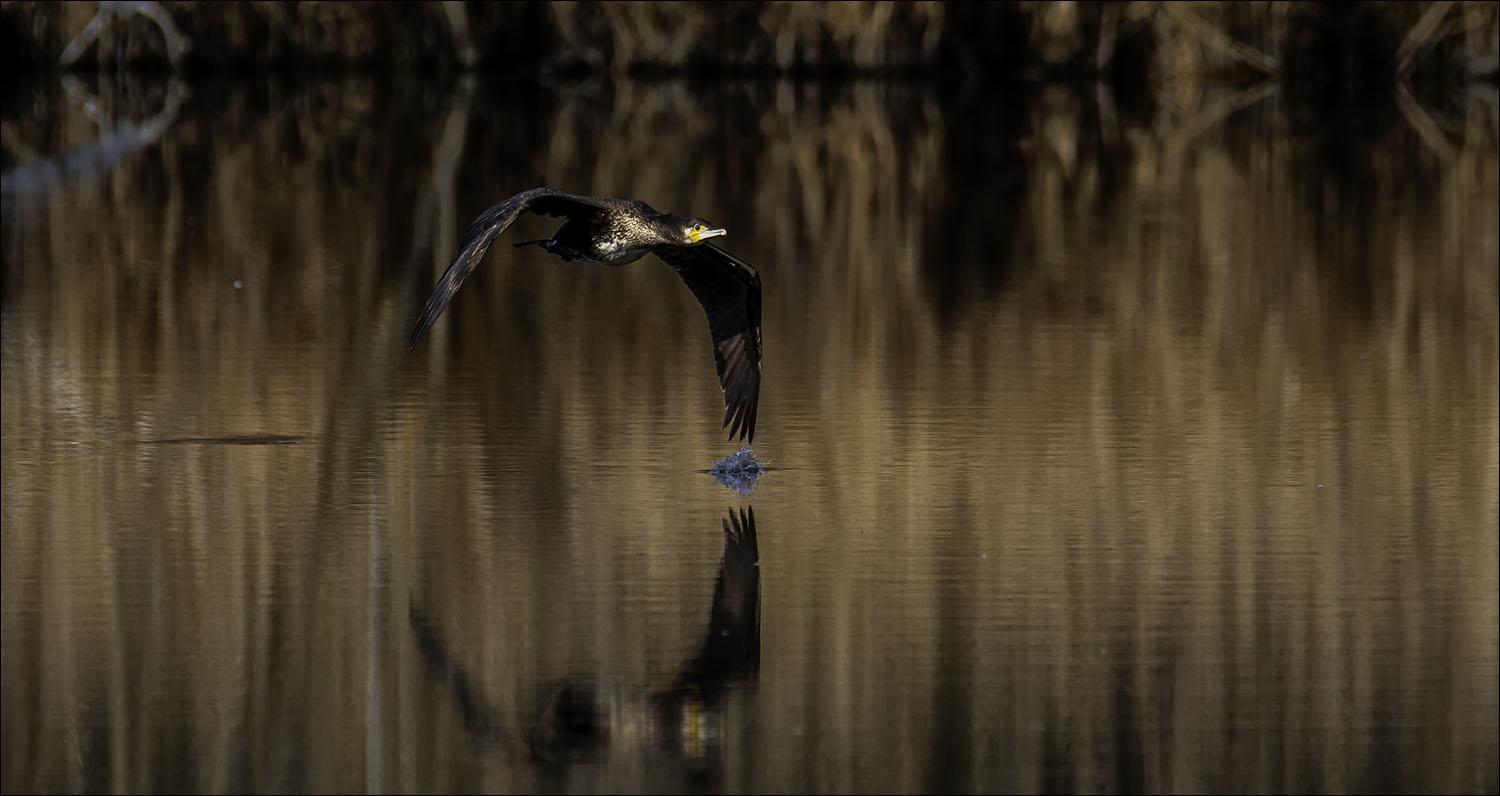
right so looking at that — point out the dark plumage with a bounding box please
[409,188,762,444]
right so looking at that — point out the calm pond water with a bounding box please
[2,74,1497,794]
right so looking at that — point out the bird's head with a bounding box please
[667,214,727,246]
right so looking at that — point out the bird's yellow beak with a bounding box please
[690,227,727,243]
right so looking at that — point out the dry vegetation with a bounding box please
[1,1,1496,80]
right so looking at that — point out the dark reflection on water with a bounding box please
[408,506,758,785]
[1,71,1497,794]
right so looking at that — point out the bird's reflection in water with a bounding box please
[646,506,760,768]
[407,603,503,744]
[409,508,760,775]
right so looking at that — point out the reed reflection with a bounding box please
[408,508,760,777]
[1,67,1494,795]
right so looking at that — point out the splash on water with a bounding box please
[709,446,766,495]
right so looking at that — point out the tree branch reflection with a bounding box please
[1,76,186,197]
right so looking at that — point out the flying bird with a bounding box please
[409,188,762,444]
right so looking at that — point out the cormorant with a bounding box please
[410,188,761,444]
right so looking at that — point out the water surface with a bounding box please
[2,74,1497,793]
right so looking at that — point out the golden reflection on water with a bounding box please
[2,75,1497,793]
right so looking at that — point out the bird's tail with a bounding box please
[513,239,550,249]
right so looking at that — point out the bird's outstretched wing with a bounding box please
[654,242,763,443]
[409,188,616,349]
